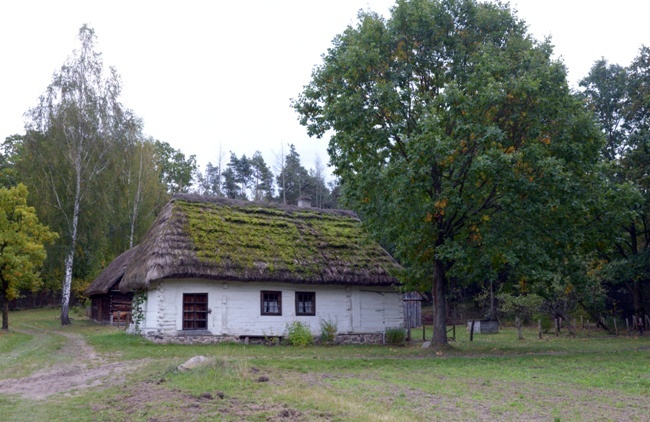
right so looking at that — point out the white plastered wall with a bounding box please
[139,279,404,337]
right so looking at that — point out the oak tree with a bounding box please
[0,184,57,329]
[295,0,603,344]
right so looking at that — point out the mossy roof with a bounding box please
[117,194,400,292]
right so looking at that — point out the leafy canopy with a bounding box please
[294,0,604,343]
[0,184,58,329]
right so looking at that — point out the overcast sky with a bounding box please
[1,1,648,176]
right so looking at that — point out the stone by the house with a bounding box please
[177,355,211,372]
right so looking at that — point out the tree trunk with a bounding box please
[1,293,8,330]
[129,144,145,249]
[61,247,74,325]
[488,279,497,320]
[632,279,645,318]
[61,173,81,326]
[431,258,448,345]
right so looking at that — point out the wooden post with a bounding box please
[117,311,121,327]
[406,303,412,342]
[567,318,575,338]
[580,315,584,329]
[452,324,456,341]
[422,315,426,341]
[640,316,645,336]
[555,318,559,337]
[613,318,618,336]
[470,320,476,342]
[516,317,523,340]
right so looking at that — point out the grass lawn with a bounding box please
[0,308,648,421]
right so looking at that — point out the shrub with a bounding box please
[385,327,406,346]
[285,321,313,347]
[534,313,553,333]
[319,318,338,345]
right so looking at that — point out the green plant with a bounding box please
[131,290,147,334]
[70,304,88,318]
[533,313,553,333]
[385,327,406,346]
[285,321,313,347]
[319,317,338,345]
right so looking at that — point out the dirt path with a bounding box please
[0,330,145,400]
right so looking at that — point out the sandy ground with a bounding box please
[0,331,144,400]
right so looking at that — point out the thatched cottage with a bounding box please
[86,246,138,325]
[86,194,404,344]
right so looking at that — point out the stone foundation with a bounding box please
[142,332,385,345]
[144,334,239,345]
[334,333,384,345]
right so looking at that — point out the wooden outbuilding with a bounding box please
[86,247,138,325]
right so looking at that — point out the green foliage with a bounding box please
[385,327,406,346]
[533,313,553,332]
[131,290,147,334]
[0,184,58,329]
[319,317,338,345]
[11,26,170,310]
[294,0,605,344]
[222,151,275,201]
[580,47,650,317]
[497,292,544,323]
[285,321,313,347]
[153,140,198,194]
[0,135,23,189]
[277,144,311,205]
[18,25,167,323]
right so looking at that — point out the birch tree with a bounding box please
[24,25,128,325]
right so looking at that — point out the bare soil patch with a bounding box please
[90,380,316,422]
[0,331,145,400]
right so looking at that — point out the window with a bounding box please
[295,292,316,316]
[261,291,282,315]
[183,293,208,330]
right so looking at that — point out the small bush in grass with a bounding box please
[385,327,406,346]
[534,313,553,333]
[285,321,313,347]
[319,318,338,345]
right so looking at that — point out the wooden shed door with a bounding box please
[183,293,208,330]
[360,291,385,331]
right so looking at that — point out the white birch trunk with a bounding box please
[129,144,145,249]
[61,161,81,325]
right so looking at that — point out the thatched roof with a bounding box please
[116,194,400,293]
[85,246,140,295]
